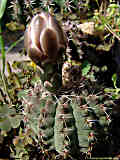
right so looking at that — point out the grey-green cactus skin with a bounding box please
[72,95,112,154]
[54,96,79,155]
[38,94,56,149]
[72,97,92,153]
[22,79,112,157]
[22,81,56,150]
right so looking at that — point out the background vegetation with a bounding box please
[0,0,120,159]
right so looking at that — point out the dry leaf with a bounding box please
[77,22,95,35]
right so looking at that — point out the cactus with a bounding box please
[22,81,80,158]
[19,58,113,158]
[54,95,79,156]
[21,77,113,158]
[22,80,56,150]
[22,12,113,159]
[71,95,111,155]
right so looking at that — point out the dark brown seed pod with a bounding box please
[24,12,67,66]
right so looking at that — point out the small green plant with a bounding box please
[93,1,120,41]
[0,103,23,132]
[82,60,91,76]
[104,73,120,99]
[0,0,7,73]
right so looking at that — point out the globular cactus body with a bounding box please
[22,80,112,157]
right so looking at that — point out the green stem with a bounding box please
[0,19,5,73]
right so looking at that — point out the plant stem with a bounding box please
[0,72,11,104]
[0,19,11,104]
[105,24,120,41]
[0,19,5,73]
